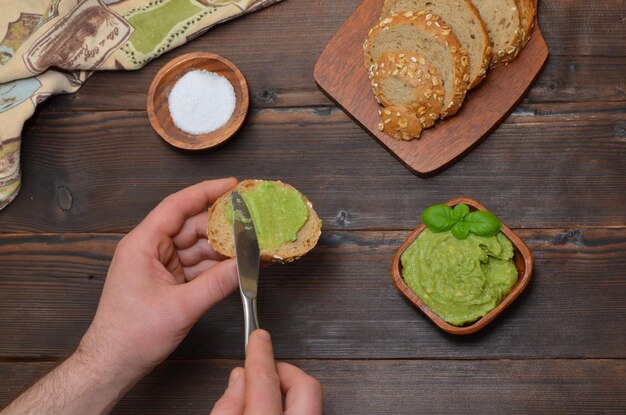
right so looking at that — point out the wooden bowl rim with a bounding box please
[146,51,249,151]
[390,197,534,335]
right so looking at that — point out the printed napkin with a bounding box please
[0,0,282,210]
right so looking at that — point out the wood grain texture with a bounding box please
[38,0,626,113]
[1,0,625,412]
[314,0,548,175]
[1,229,624,360]
[4,103,625,232]
[44,55,626,112]
[1,359,625,414]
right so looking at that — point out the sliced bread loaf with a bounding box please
[370,51,445,134]
[472,0,524,67]
[381,0,491,89]
[364,12,470,117]
[207,180,321,263]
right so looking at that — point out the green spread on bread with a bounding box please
[229,181,309,251]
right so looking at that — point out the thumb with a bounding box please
[179,258,238,319]
[210,368,245,415]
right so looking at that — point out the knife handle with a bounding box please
[241,292,259,350]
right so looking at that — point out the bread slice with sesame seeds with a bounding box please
[206,180,321,264]
[364,11,470,118]
[472,0,525,67]
[370,51,444,139]
[381,0,491,89]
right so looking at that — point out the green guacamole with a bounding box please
[401,229,518,326]
[230,182,309,251]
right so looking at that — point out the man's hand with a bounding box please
[211,330,323,415]
[3,178,240,414]
[81,178,240,379]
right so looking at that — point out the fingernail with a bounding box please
[228,368,241,386]
[256,329,271,342]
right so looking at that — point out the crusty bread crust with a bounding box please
[370,51,444,139]
[473,0,525,68]
[378,105,423,140]
[206,180,321,263]
[364,12,469,118]
[517,0,536,49]
[380,0,492,89]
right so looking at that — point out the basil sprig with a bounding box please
[421,203,501,240]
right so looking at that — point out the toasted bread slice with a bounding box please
[364,12,469,118]
[473,0,524,67]
[207,180,321,263]
[371,51,445,134]
[381,0,491,89]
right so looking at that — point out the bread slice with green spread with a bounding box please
[206,180,322,263]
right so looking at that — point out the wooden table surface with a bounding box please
[1,0,625,413]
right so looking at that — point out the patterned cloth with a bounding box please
[0,0,281,210]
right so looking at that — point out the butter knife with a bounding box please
[232,191,260,349]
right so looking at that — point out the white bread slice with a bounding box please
[364,12,470,118]
[370,51,445,138]
[206,180,321,263]
[381,0,491,89]
[473,0,524,67]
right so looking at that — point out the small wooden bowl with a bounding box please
[391,197,533,335]
[147,52,249,151]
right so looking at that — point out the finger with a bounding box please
[177,259,238,319]
[172,213,209,250]
[140,178,238,240]
[178,238,226,268]
[210,368,245,415]
[244,330,282,415]
[277,363,323,415]
[183,259,221,282]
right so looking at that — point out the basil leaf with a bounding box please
[465,211,501,237]
[451,221,470,240]
[452,204,470,221]
[421,204,456,232]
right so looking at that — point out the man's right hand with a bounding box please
[211,330,323,415]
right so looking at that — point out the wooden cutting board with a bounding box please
[314,0,548,176]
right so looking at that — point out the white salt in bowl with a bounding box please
[147,52,249,150]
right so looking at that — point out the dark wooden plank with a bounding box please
[1,359,625,414]
[45,0,351,112]
[38,0,626,112]
[3,103,626,232]
[44,55,626,112]
[1,229,625,360]
[538,1,626,56]
[526,56,626,103]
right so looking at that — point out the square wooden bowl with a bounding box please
[391,197,533,335]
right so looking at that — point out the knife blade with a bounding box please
[232,191,260,349]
